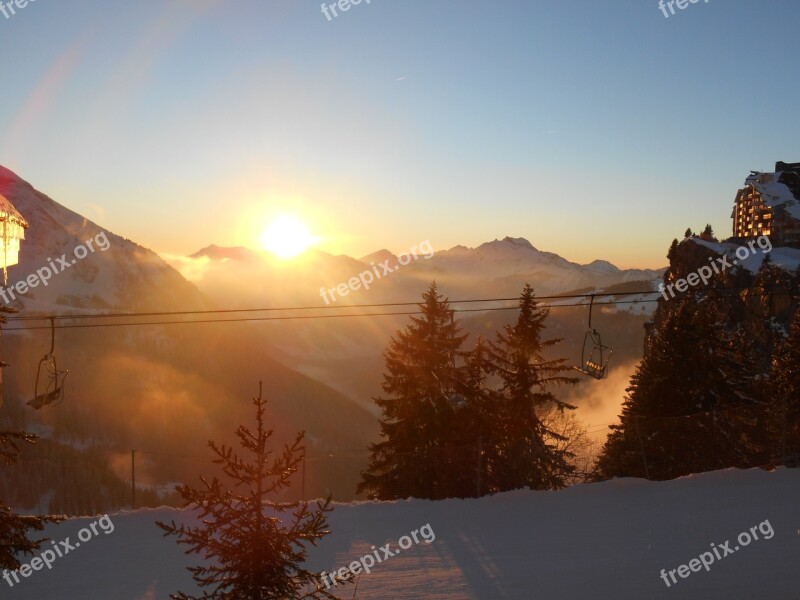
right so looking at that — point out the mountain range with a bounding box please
[182,236,664,310]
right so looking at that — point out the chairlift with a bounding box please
[430,371,467,409]
[28,318,68,409]
[573,294,612,380]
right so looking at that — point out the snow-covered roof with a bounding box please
[743,171,800,220]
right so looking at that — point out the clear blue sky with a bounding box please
[1,0,798,268]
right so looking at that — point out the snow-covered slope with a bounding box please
[691,237,800,274]
[7,467,799,599]
[0,166,207,313]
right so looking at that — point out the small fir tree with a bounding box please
[157,383,336,600]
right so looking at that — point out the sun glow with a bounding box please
[259,215,317,258]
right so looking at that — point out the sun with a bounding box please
[259,215,317,258]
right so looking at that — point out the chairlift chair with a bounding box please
[430,371,467,409]
[28,318,68,410]
[573,295,612,380]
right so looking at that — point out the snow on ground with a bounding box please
[5,467,800,599]
[690,238,800,274]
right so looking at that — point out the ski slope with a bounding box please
[5,467,800,599]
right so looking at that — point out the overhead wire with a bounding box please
[0,286,795,331]
[5,284,789,320]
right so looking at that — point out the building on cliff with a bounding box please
[732,161,800,248]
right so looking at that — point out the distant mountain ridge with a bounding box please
[188,235,664,302]
[429,236,655,283]
[296,236,664,300]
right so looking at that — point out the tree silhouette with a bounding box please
[488,284,578,490]
[359,282,467,500]
[771,307,800,458]
[157,383,337,600]
[0,431,62,569]
[597,293,765,480]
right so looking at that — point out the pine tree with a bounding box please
[488,284,577,491]
[751,259,796,364]
[156,383,336,600]
[684,228,693,238]
[597,293,764,480]
[0,431,62,569]
[771,307,800,459]
[358,282,467,500]
[457,337,492,440]
[667,239,679,264]
[537,405,595,484]
[450,336,502,496]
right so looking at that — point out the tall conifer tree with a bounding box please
[488,284,577,491]
[359,283,467,500]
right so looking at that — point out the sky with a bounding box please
[0,0,798,269]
